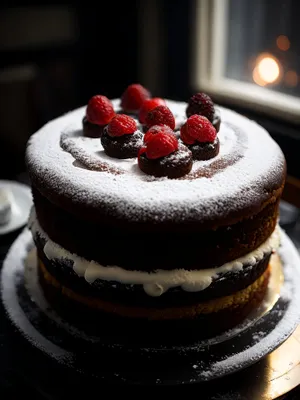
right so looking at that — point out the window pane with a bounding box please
[226,0,300,97]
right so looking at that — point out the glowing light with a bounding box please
[252,53,281,86]
[253,66,267,87]
[257,57,280,83]
[276,35,290,51]
[285,70,298,87]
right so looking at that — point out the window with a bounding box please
[194,0,300,123]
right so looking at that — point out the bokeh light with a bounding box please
[252,53,281,86]
[253,66,267,87]
[276,35,290,51]
[285,70,298,87]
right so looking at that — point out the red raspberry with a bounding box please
[180,115,217,144]
[144,125,175,144]
[186,92,215,122]
[107,114,137,137]
[144,132,178,159]
[138,98,166,124]
[138,146,147,157]
[121,83,151,112]
[145,105,175,130]
[86,95,115,125]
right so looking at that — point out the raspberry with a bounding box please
[86,95,115,125]
[138,146,147,157]
[121,83,151,112]
[144,132,178,159]
[186,92,215,121]
[107,114,137,137]
[138,98,166,124]
[145,105,175,130]
[144,124,175,144]
[180,115,217,144]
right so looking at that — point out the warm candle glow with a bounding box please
[252,54,281,86]
[257,57,280,83]
[253,66,267,87]
[276,35,290,51]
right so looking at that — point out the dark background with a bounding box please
[0,2,300,398]
[0,1,299,182]
[0,1,193,179]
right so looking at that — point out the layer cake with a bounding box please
[25,86,286,340]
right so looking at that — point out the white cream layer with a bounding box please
[28,208,280,297]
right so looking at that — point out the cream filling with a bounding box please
[28,208,280,297]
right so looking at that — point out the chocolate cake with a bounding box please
[25,86,286,340]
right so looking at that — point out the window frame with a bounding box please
[193,0,300,124]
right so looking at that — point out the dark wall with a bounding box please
[76,2,141,101]
[161,0,195,100]
[0,1,299,180]
[0,2,143,178]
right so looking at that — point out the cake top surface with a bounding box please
[26,98,286,225]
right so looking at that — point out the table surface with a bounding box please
[1,196,300,399]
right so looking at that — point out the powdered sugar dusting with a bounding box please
[25,99,285,223]
[197,228,300,380]
[0,228,73,364]
[1,228,300,385]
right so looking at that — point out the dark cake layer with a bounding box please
[32,185,279,271]
[38,257,270,340]
[35,234,271,307]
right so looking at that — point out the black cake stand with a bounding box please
[1,227,300,399]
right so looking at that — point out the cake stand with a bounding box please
[1,227,300,399]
